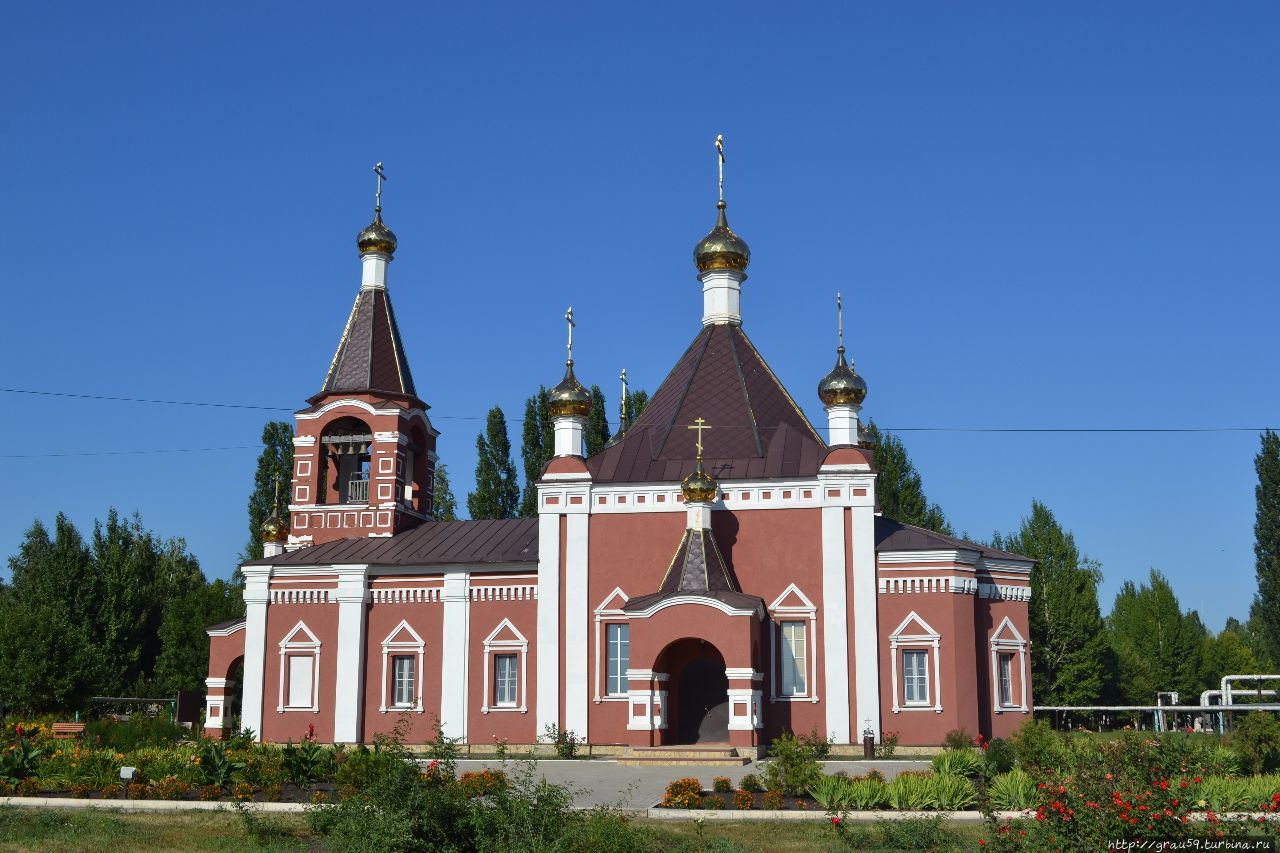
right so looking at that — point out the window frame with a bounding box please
[481,618,529,714]
[902,649,930,706]
[392,655,416,708]
[379,619,425,714]
[767,584,819,703]
[989,616,1029,713]
[779,620,808,697]
[998,653,1014,707]
[494,653,518,708]
[605,622,630,697]
[277,621,321,713]
[888,611,943,714]
[593,588,631,703]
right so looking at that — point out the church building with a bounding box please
[205,153,1034,752]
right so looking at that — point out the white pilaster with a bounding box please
[360,252,389,290]
[825,404,861,446]
[333,566,370,743]
[851,501,881,738]
[563,509,590,739]
[819,503,852,743]
[263,541,284,558]
[239,568,271,741]
[440,571,471,740]
[535,511,562,734]
[553,416,586,457]
[700,269,744,326]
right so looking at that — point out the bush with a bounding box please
[764,731,823,795]
[929,773,976,810]
[542,724,580,760]
[711,775,731,793]
[738,772,763,792]
[762,790,785,810]
[800,727,833,760]
[942,729,975,750]
[886,771,933,810]
[1009,718,1062,769]
[983,737,1016,775]
[459,768,508,798]
[1230,712,1280,774]
[848,776,890,809]
[699,794,724,809]
[660,777,703,809]
[83,716,185,751]
[810,774,853,809]
[876,730,900,758]
[988,769,1036,810]
[282,737,332,786]
[733,789,753,810]
[931,749,983,778]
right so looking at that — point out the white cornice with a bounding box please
[206,621,246,638]
[625,595,763,619]
[878,549,981,566]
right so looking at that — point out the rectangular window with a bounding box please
[495,654,518,707]
[606,623,630,695]
[393,655,415,707]
[903,650,929,705]
[781,621,807,695]
[998,653,1014,706]
[287,655,313,708]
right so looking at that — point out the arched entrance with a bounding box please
[657,639,729,744]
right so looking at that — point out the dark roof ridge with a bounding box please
[725,327,764,456]
[650,326,715,459]
[875,517,1034,563]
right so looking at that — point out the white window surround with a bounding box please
[889,611,942,714]
[768,583,819,703]
[593,588,630,702]
[379,620,425,713]
[989,616,1029,713]
[277,621,321,713]
[481,619,528,714]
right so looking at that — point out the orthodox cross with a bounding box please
[687,417,712,459]
[619,368,629,430]
[564,306,575,363]
[837,291,844,350]
[373,162,387,213]
[715,134,725,203]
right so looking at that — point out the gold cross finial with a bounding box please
[564,306,575,364]
[715,135,725,203]
[373,162,386,214]
[837,291,844,351]
[619,368,629,433]
[687,417,712,459]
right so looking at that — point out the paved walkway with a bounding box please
[451,759,931,809]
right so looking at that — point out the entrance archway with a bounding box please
[657,639,729,744]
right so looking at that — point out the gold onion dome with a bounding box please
[681,459,719,503]
[818,347,867,407]
[694,201,751,273]
[547,361,592,418]
[261,514,289,544]
[357,210,397,256]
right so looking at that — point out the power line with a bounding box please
[0,446,264,459]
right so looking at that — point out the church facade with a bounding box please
[205,165,1033,751]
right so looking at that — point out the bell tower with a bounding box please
[286,164,438,548]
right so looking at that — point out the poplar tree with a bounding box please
[864,420,951,534]
[467,407,519,520]
[519,387,554,517]
[1107,569,1205,702]
[1001,500,1109,705]
[1251,430,1280,666]
[585,384,611,458]
[154,579,245,693]
[433,463,459,521]
[628,389,650,423]
[243,421,295,562]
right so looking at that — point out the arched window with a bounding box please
[319,417,373,505]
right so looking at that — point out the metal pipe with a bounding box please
[1218,674,1280,734]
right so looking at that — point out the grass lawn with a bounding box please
[0,806,989,851]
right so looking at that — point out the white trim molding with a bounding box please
[206,621,246,638]
[888,611,943,714]
[277,621,322,713]
[624,595,763,619]
[989,616,1029,713]
[481,618,529,714]
[768,584,819,704]
[379,620,425,714]
[593,588,630,703]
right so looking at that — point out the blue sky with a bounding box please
[2,3,1276,630]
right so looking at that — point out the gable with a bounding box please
[382,619,425,648]
[991,616,1026,644]
[890,611,939,639]
[483,618,528,646]
[769,583,816,613]
[280,620,321,648]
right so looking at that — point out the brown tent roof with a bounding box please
[587,324,825,483]
[624,525,762,613]
[874,518,1033,563]
[310,287,423,407]
[245,518,538,568]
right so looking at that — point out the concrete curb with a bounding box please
[644,807,993,822]
[0,797,309,813]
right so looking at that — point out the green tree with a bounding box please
[585,384,611,457]
[243,421,295,562]
[433,463,459,521]
[467,407,519,520]
[1225,614,1274,671]
[1001,500,1110,705]
[1107,569,1205,703]
[154,579,245,693]
[863,420,951,533]
[519,387,554,517]
[1200,626,1260,697]
[1251,430,1280,666]
[627,389,650,424]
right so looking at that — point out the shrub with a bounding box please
[762,790,785,810]
[335,744,400,792]
[932,749,983,778]
[83,716,185,752]
[877,815,960,850]
[282,737,330,786]
[988,769,1035,810]
[738,772,763,792]
[1009,718,1062,769]
[15,777,40,797]
[660,777,703,809]
[261,783,282,802]
[231,782,254,802]
[733,789,753,810]
[194,741,245,789]
[149,775,189,800]
[126,782,148,799]
[764,731,823,795]
[310,789,330,804]
[942,728,975,750]
[712,775,732,793]
[983,737,1016,775]
[542,724,579,759]
[99,783,121,799]
[929,773,976,810]
[459,768,508,798]
[800,727,833,760]
[848,776,890,809]
[71,783,93,798]
[810,774,853,809]
[199,784,222,801]
[0,735,44,783]
[876,730,899,758]
[886,771,933,810]
[1230,712,1280,774]
[700,794,724,809]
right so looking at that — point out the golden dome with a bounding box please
[357,210,397,256]
[261,514,289,544]
[681,459,719,503]
[694,201,750,273]
[818,347,867,407]
[547,361,592,418]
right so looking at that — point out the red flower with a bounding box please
[978,840,986,846]
[1105,773,1112,780]
[831,817,840,826]
[14,726,23,737]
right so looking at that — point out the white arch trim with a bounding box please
[625,595,762,620]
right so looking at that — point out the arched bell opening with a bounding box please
[319,416,373,504]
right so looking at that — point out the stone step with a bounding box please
[615,744,752,766]
[615,756,751,767]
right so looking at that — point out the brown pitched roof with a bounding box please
[245,518,538,568]
[587,324,825,483]
[874,518,1033,563]
[310,287,423,406]
[624,525,762,613]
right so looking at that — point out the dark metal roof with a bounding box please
[874,518,1033,563]
[205,618,246,632]
[310,287,423,406]
[624,526,763,613]
[587,324,825,484]
[246,518,538,568]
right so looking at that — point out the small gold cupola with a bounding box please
[681,417,718,503]
[261,513,289,544]
[818,347,867,407]
[693,200,751,273]
[548,361,591,418]
[357,162,397,257]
